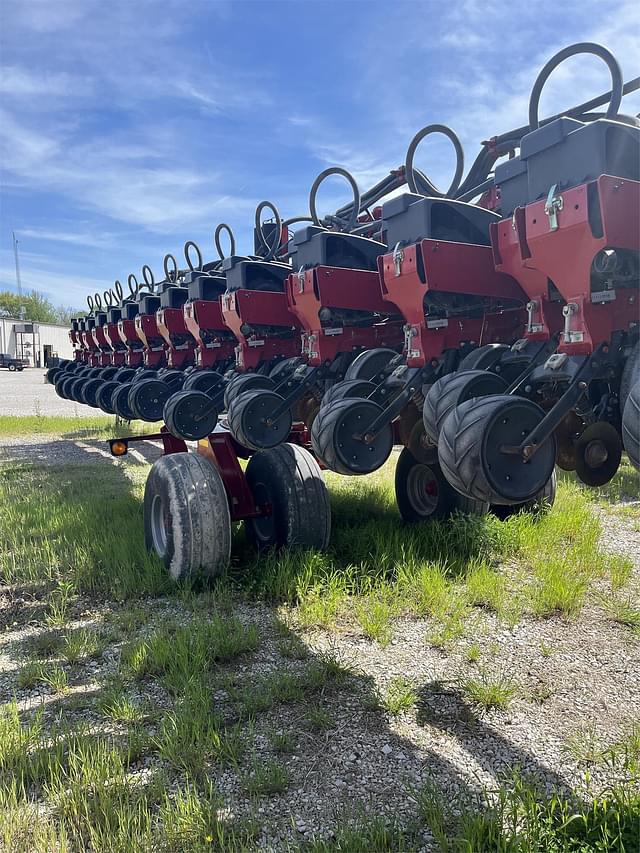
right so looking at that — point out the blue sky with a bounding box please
[1,0,638,310]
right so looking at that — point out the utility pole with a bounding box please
[12,232,23,297]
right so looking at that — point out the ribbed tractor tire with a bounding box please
[423,369,508,444]
[344,347,399,382]
[164,390,218,441]
[490,469,557,519]
[182,369,225,396]
[458,343,510,372]
[311,397,393,475]
[622,380,640,471]
[228,389,292,451]
[128,379,171,422]
[144,452,231,580]
[244,444,331,552]
[96,380,120,414]
[112,382,136,420]
[438,394,557,505]
[81,378,104,407]
[223,373,274,410]
[320,379,378,408]
[394,447,487,523]
[620,341,640,413]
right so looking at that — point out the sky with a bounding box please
[1,0,638,311]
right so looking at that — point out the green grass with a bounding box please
[242,758,290,796]
[0,414,162,438]
[460,669,517,712]
[17,661,68,692]
[381,677,418,715]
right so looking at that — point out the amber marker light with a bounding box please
[110,440,128,457]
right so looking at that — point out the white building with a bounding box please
[0,317,73,366]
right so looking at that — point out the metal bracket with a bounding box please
[562,301,583,343]
[392,242,404,277]
[525,300,543,334]
[297,266,306,293]
[544,183,563,231]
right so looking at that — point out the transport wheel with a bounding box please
[423,369,508,444]
[128,379,171,422]
[244,444,331,551]
[223,373,274,410]
[620,342,640,413]
[438,394,556,505]
[490,469,557,519]
[344,347,399,383]
[395,447,487,523]
[311,397,393,475]
[81,378,104,407]
[164,390,218,440]
[228,390,292,450]
[575,421,622,486]
[182,369,225,396]
[144,453,231,580]
[321,379,378,408]
[458,343,510,372]
[96,380,120,414]
[622,381,640,471]
[112,382,136,420]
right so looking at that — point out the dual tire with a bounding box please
[144,444,330,580]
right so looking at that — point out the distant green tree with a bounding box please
[0,290,59,323]
[55,306,87,325]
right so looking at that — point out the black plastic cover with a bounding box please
[382,193,499,248]
[289,226,386,271]
[106,307,122,324]
[138,295,161,315]
[122,300,140,320]
[160,286,188,309]
[495,116,640,216]
[222,256,291,293]
[188,274,227,301]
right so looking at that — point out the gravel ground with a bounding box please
[0,433,639,849]
[0,368,101,417]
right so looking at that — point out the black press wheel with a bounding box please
[113,367,136,382]
[128,379,171,422]
[144,452,231,580]
[622,380,640,471]
[244,444,331,551]
[457,343,510,372]
[158,369,186,391]
[438,394,557,505]
[423,369,507,444]
[99,366,119,381]
[56,376,73,399]
[46,367,62,384]
[132,368,159,383]
[620,342,640,413]
[320,379,378,408]
[81,378,104,407]
[164,390,219,440]
[70,377,90,402]
[182,369,225,397]
[96,380,120,414]
[223,372,274,410]
[344,347,399,383]
[575,421,622,487]
[228,389,293,450]
[490,469,557,520]
[311,397,393,475]
[112,382,136,420]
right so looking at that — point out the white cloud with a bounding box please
[0,66,94,98]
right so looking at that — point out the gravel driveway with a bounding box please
[0,368,101,417]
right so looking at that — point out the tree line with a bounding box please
[0,290,85,325]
